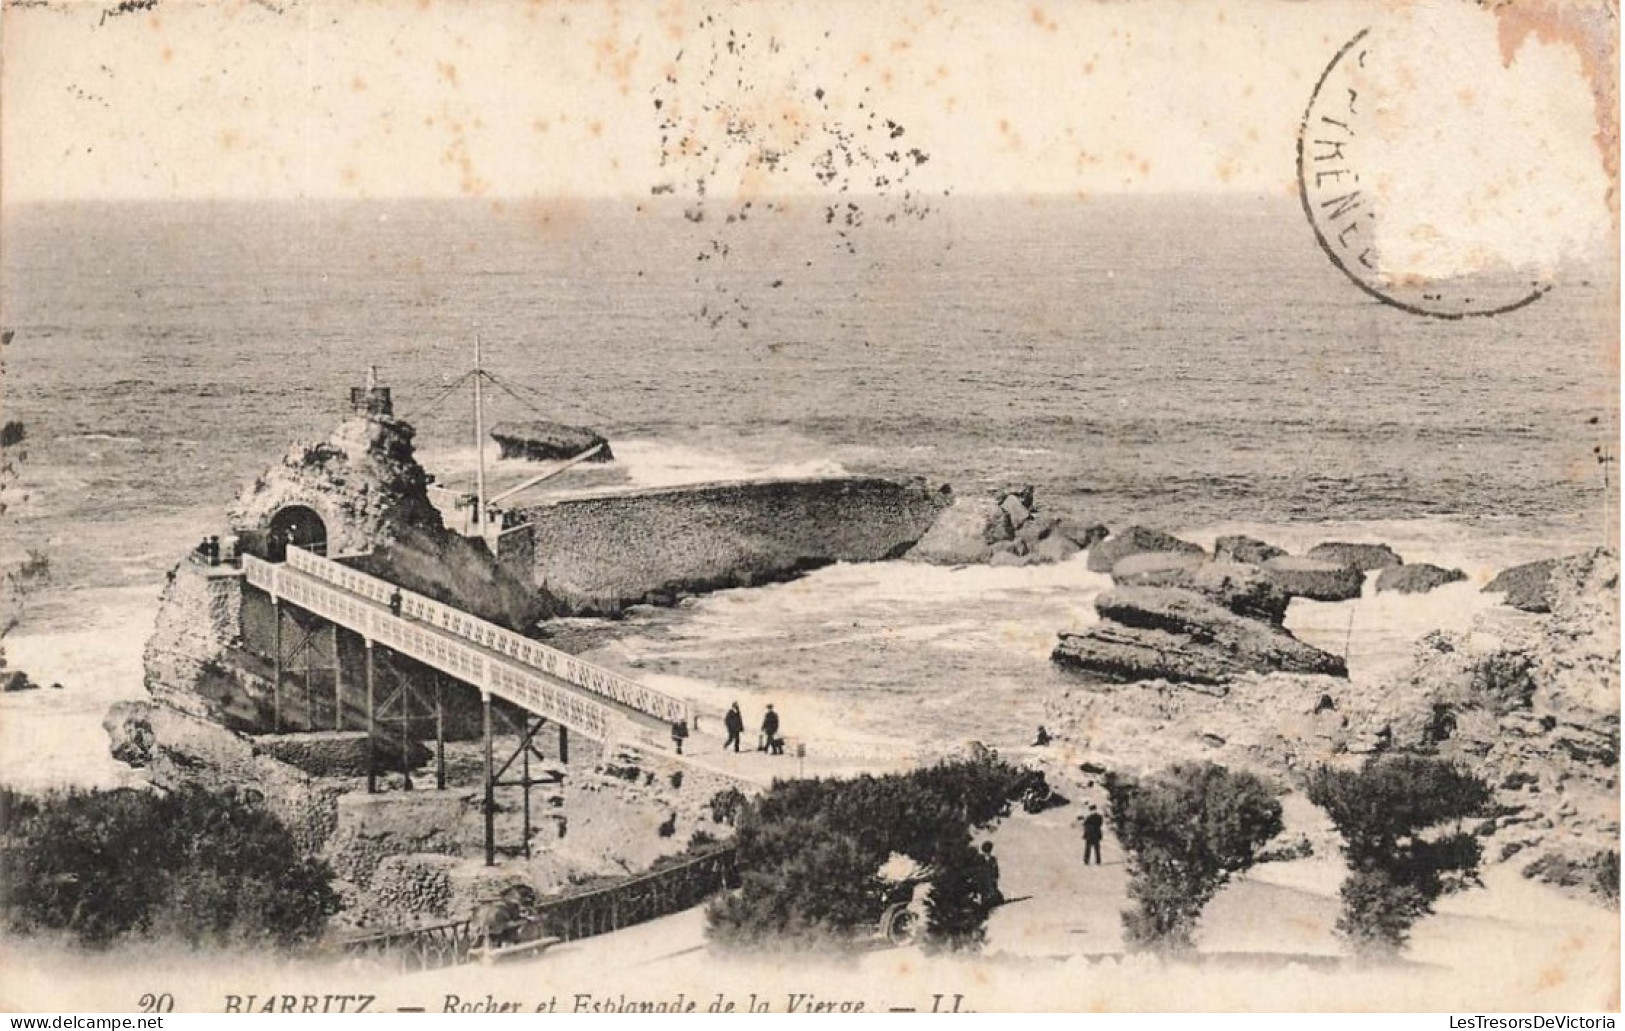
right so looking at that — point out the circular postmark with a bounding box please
[1297,28,1552,319]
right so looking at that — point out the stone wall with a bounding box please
[511,477,951,614]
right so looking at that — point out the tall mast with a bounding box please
[473,333,487,532]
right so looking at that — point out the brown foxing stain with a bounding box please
[437,61,459,86]
[1488,1,1619,218]
[351,77,367,93]
[1030,5,1058,32]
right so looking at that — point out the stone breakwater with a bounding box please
[509,478,952,615]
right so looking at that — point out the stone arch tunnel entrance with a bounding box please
[267,504,328,560]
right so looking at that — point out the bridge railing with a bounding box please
[245,554,622,742]
[281,546,689,726]
[339,845,738,971]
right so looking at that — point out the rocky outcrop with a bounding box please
[1052,586,1347,686]
[142,406,556,741]
[1306,541,1403,570]
[906,486,1104,567]
[103,700,347,854]
[1484,557,1561,612]
[1375,562,1467,594]
[1213,535,1287,565]
[490,420,613,463]
[1085,526,1204,574]
[1261,555,1365,602]
[1045,546,1621,901]
[228,415,442,557]
[514,477,952,614]
[1113,557,1292,624]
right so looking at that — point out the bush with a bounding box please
[705,757,1038,952]
[1594,851,1620,905]
[1105,762,1283,952]
[707,787,747,826]
[1,784,338,949]
[1307,755,1492,955]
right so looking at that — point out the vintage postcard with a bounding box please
[0,0,1618,1015]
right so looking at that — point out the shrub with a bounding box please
[707,787,747,826]
[1307,755,1492,955]
[1,784,338,949]
[1594,851,1620,905]
[1105,762,1283,952]
[705,757,1038,952]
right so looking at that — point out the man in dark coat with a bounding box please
[760,704,779,753]
[723,703,744,752]
[1082,805,1105,866]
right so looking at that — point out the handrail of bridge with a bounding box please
[340,844,738,969]
[269,545,689,726]
[244,554,629,742]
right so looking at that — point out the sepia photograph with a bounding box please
[0,0,1618,1014]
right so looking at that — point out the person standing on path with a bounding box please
[1082,806,1104,866]
[723,703,744,753]
[760,704,779,753]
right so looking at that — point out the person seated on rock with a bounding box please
[1034,725,1053,747]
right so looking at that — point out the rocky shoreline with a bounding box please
[1044,541,1619,901]
[50,390,1614,934]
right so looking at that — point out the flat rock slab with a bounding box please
[1262,555,1365,602]
[1113,558,1291,624]
[490,420,614,463]
[1085,526,1204,573]
[1053,585,1347,684]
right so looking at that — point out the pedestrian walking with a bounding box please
[760,704,779,754]
[723,702,744,753]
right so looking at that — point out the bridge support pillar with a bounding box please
[271,600,282,734]
[365,638,377,795]
[483,691,495,867]
[332,625,344,732]
[559,725,569,766]
[434,675,446,791]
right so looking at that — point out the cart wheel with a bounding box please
[881,904,920,946]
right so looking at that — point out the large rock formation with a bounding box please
[1045,547,1621,901]
[905,486,1105,567]
[1484,557,1562,612]
[490,420,613,463]
[1085,526,1204,574]
[144,411,552,738]
[1306,541,1403,570]
[1375,562,1467,595]
[1051,585,1347,686]
[1261,555,1365,602]
[228,415,441,556]
[512,477,953,614]
[1113,557,1292,624]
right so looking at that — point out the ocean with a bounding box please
[0,194,1615,773]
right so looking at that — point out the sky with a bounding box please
[0,0,1616,278]
[0,1,1603,194]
